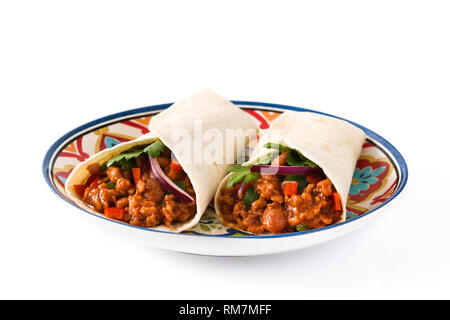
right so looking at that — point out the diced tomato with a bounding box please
[306,174,322,184]
[132,167,141,185]
[282,181,298,196]
[74,184,86,198]
[86,172,101,188]
[90,176,100,188]
[170,160,183,173]
[333,193,342,211]
[272,151,288,166]
[104,207,125,220]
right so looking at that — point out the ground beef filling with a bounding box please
[82,151,196,228]
[218,175,342,234]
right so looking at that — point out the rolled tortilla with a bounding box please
[214,111,366,232]
[66,89,258,232]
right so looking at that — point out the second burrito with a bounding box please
[214,111,366,234]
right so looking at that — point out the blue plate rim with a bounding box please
[42,100,408,239]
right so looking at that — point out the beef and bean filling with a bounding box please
[78,147,196,228]
[217,144,343,234]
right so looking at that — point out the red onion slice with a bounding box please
[147,155,195,204]
[237,182,251,199]
[250,165,322,176]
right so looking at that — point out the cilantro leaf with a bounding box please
[105,140,166,169]
[263,143,291,153]
[295,224,309,232]
[242,186,259,208]
[254,152,278,165]
[226,165,251,173]
[226,165,260,188]
[227,172,248,188]
[106,181,115,189]
[244,172,260,184]
[144,140,166,158]
[106,147,144,168]
[286,150,318,168]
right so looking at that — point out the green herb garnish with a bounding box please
[226,165,251,173]
[242,186,259,208]
[286,150,318,168]
[227,172,248,188]
[254,152,278,165]
[263,143,291,153]
[295,224,309,232]
[174,180,186,190]
[263,143,318,168]
[105,140,166,169]
[244,172,260,184]
[106,181,115,189]
[226,165,260,188]
[144,140,166,158]
[106,148,143,168]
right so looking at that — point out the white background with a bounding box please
[1,0,449,299]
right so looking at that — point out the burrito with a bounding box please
[214,111,366,234]
[65,89,257,232]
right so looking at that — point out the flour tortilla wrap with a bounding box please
[214,111,366,231]
[66,89,258,232]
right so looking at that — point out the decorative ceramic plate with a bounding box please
[43,101,408,256]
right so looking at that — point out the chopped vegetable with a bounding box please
[144,140,166,158]
[237,182,251,199]
[85,172,101,187]
[148,155,195,204]
[295,224,309,232]
[283,175,308,193]
[104,207,125,220]
[333,192,342,211]
[272,151,288,166]
[242,186,259,208]
[89,175,100,188]
[106,181,115,189]
[74,184,86,198]
[170,159,183,173]
[132,167,140,185]
[281,181,298,196]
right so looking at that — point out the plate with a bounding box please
[43,101,408,256]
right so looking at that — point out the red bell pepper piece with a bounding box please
[104,207,125,220]
[170,160,183,173]
[132,167,141,185]
[74,184,86,198]
[333,193,342,211]
[282,181,298,196]
[86,172,101,188]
